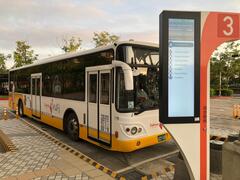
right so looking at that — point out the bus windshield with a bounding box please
[116,45,159,113]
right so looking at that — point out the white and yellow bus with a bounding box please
[9,41,170,152]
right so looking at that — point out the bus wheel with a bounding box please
[18,100,24,117]
[67,113,79,141]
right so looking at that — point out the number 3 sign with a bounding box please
[218,14,239,37]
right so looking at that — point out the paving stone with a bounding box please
[0,118,95,180]
[2,176,17,180]
[16,171,36,179]
[0,172,6,177]
[93,175,113,180]
[48,176,55,180]
[85,169,105,178]
[82,176,90,180]
[62,167,82,176]
[78,165,96,172]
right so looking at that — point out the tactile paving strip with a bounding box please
[0,129,18,152]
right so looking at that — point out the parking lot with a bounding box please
[210,97,240,136]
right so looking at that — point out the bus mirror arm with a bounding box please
[112,60,134,91]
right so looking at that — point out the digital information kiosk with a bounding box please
[159,11,240,180]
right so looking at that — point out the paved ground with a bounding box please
[210,97,240,136]
[0,97,239,180]
[0,117,114,180]
[0,105,177,180]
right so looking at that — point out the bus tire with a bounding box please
[67,112,79,141]
[18,100,24,117]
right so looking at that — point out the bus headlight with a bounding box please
[131,127,138,135]
[138,127,142,133]
[122,124,145,136]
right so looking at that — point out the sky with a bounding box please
[0,0,240,68]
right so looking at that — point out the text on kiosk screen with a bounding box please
[168,18,195,117]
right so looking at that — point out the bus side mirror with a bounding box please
[112,60,134,91]
[125,46,134,64]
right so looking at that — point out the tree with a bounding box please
[61,36,82,53]
[13,41,38,68]
[210,41,240,95]
[0,53,11,73]
[93,31,120,47]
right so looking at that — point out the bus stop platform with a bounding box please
[0,115,114,180]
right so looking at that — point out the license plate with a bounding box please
[158,134,166,142]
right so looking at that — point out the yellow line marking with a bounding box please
[95,164,101,169]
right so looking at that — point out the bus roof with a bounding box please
[10,41,159,72]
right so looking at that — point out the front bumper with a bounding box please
[111,133,171,152]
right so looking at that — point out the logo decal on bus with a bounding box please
[44,99,60,115]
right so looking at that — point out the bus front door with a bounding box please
[87,69,112,146]
[31,74,42,118]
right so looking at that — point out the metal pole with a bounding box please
[219,72,222,96]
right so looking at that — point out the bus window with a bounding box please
[116,45,159,113]
[50,61,63,97]
[100,73,110,105]
[116,68,134,111]
[42,63,52,97]
[63,58,85,101]
[89,74,97,103]
[52,75,62,95]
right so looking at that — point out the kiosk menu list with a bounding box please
[168,18,195,117]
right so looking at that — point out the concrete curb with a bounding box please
[0,129,18,152]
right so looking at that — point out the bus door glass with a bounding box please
[99,70,111,144]
[87,69,112,146]
[87,72,98,140]
[31,74,42,118]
